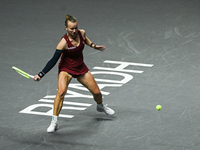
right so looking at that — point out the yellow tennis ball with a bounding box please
[156,105,162,111]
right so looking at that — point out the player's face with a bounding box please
[66,21,78,38]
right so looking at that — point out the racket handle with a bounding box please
[29,75,39,81]
[29,75,34,79]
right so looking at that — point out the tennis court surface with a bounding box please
[1,0,200,150]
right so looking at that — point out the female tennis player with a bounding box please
[33,15,115,133]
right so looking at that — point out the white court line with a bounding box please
[104,60,154,67]
[43,95,56,99]
[93,67,143,73]
[93,60,153,73]
[39,99,92,107]
[19,111,74,118]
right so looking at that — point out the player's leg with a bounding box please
[77,71,115,116]
[77,71,102,104]
[53,71,72,115]
[47,71,72,133]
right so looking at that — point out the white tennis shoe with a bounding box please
[47,122,58,133]
[97,104,115,116]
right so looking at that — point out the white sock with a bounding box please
[52,115,58,123]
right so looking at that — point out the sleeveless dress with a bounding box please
[58,30,89,77]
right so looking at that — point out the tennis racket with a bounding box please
[12,66,36,80]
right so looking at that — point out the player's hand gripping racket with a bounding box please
[12,66,39,81]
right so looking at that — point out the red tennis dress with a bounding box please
[58,30,89,77]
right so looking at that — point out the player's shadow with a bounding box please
[94,116,116,122]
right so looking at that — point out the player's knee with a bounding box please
[57,90,66,99]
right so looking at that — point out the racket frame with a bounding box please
[12,66,34,79]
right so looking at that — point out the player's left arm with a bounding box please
[80,29,105,51]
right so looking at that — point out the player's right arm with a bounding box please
[56,37,68,50]
[33,38,68,81]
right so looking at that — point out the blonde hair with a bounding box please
[65,15,77,27]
